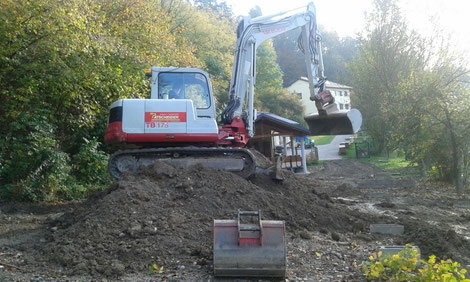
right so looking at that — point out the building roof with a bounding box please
[255,112,310,136]
[286,77,353,89]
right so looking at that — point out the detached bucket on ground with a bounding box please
[213,210,286,277]
[305,109,362,136]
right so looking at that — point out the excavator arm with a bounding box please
[220,2,362,137]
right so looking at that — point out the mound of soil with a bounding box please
[400,217,470,264]
[40,161,370,277]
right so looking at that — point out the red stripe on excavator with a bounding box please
[105,121,219,144]
[127,133,219,143]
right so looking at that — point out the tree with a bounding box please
[348,0,428,154]
[254,41,306,125]
[273,27,358,87]
[349,0,470,193]
[0,0,198,200]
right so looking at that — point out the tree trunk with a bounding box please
[444,107,463,194]
[463,154,468,190]
[420,159,428,178]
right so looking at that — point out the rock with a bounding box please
[73,262,88,274]
[127,223,142,237]
[109,260,125,276]
[352,221,366,233]
[355,233,372,241]
[331,232,341,241]
[299,231,312,240]
[370,224,404,235]
[375,201,396,208]
[331,251,342,259]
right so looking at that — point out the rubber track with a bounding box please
[109,147,256,180]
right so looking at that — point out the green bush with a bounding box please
[0,115,110,202]
[71,138,110,185]
[363,245,469,281]
[0,116,72,201]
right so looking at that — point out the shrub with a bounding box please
[71,138,110,185]
[0,117,72,201]
[363,245,469,281]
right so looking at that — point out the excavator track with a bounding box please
[109,147,256,180]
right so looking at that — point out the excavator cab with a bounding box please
[153,68,216,119]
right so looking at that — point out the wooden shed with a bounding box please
[248,113,311,173]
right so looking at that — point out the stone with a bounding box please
[110,260,125,276]
[370,224,404,235]
[331,232,340,241]
[299,231,312,240]
[378,245,420,259]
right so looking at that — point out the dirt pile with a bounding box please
[40,161,370,277]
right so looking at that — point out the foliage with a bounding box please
[148,264,164,275]
[320,29,358,84]
[254,40,306,126]
[348,0,470,193]
[0,112,71,201]
[71,138,110,185]
[363,245,469,281]
[273,27,358,86]
[0,0,202,201]
[349,0,428,155]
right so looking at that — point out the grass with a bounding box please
[343,143,419,178]
[311,135,335,146]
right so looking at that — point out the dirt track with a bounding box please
[1,159,469,281]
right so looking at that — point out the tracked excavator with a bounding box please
[105,2,362,180]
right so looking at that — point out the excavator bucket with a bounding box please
[213,210,286,277]
[305,108,362,136]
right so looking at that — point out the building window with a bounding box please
[339,91,343,96]
[339,103,344,110]
[344,91,349,96]
[345,104,350,110]
[292,92,302,99]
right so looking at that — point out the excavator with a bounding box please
[104,2,362,180]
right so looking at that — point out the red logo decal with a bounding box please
[145,112,187,123]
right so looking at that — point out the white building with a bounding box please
[287,77,353,115]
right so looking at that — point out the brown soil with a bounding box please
[1,159,469,281]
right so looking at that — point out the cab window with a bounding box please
[158,72,210,109]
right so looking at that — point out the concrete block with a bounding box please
[378,245,420,259]
[370,224,404,235]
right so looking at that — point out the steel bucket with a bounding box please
[213,210,286,277]
[305,108,362,136]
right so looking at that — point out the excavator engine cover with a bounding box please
[213,210,286,277]
[305,108,362,136]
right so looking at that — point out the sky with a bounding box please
[224,0,470,55]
